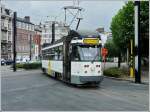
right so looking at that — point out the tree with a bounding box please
[110,1,149,67]
[104,39,118,57]
[140,1,149,58]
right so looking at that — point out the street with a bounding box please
[1,67,149,111]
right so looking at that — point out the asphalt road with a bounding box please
[1,68,149,111]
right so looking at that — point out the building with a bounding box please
[16,16,35,61]
[41,21,69,46]
[1,4,13,60]
[96,27,104,33]
[33,25,42,60]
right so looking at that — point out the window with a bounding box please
[29,24,32,30]
[21,23,23,29]
[58,46,63,60]
[18,22,21,28]
[27,24,29,30]
[32,25,34,31]
[71,46,80,61]
[25,23,27,30]
[42,45,63,60]
[77,45,101,61]
[21,22,23,28]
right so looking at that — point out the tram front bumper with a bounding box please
[71,75,103,84]
[79,76,103,83]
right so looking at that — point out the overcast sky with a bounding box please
[2,0,125,31]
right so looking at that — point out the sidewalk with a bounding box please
[102,62,149,84]
[122,65,149,84]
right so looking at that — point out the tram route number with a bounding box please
[83,38,99,45]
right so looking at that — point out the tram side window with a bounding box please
[71,46,80,61]
[53,46,63,61]
[46,49,49,60]
[48,48,55,60]
[42,46,63,61]
[58,46,63,61]
[42,50,47,60]
[54,47,59,60]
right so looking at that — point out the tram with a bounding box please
[41,30,103,85]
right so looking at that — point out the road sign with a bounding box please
[101,48,108,56]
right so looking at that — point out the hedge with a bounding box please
[103,67,127,78]
[16,62,41,69]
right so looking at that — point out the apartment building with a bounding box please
[41,21,69,46]
[33,25,42,60]
[1,4,13,60]
[16,16,35,61]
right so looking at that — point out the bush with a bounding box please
[16,62,41,69]
[23,63,41,69]
[16,63,24,68]
[103,67,127,78]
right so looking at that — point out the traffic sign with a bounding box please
[101,48,108,56]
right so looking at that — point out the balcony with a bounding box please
[1,13,12,19]
[1,26,8,31]
[1,40,7,43]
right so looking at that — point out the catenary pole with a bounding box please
[134,1,141,83]
[29,34,32,61]
[13,12,17,72]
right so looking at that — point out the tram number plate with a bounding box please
[83,38,99,45]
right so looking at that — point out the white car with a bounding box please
[16,59,22,64]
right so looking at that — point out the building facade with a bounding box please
[41,21,69,46]
[16,16,35,61]
[1,4,13,60]
[33,25,42,60]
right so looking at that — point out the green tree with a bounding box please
[110,1,149,67]
[105,39,119,58]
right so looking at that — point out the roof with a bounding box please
[17,17,34,25]
[63,6,83,10]
[42,30,101,49]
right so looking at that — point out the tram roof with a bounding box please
[75,30,100,38]
[42,30,101,49]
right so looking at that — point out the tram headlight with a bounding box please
[84,65,89,68]
[84,71,87,73]
[96,65,101,67]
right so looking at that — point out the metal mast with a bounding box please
[63,0,83,30]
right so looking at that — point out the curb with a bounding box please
[104,76,149,85]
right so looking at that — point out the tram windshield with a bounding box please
[71,45,101,61]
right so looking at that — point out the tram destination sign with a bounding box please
[83,38,99,45]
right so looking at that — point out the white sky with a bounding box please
[2,0,125,31]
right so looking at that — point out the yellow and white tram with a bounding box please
[41,30,103,85]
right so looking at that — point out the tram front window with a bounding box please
[77,46,101,61]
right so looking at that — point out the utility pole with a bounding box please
[13,12,17,72]
[29,34,32,61]
[134,1,141,83]
[51,22,55,44]
[0,1,1,64]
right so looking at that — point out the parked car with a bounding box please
[16,58,29,64]
[1,59,6,65]
[5,59,14,65]
[16,59,23,64]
